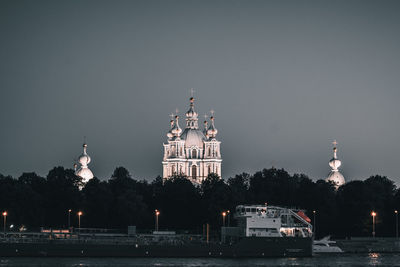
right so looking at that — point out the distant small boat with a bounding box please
[313,236,344,253]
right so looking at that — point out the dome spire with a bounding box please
[329,140,341,171]
[326,139,345,188]
[185,91,199,129]
[333,140,338,159]
[75,139,94,184]
[207,110,218,139]
[167,113,175,139]
[171,112,182,137]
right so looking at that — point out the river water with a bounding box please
[1,254,399,266]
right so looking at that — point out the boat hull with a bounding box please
[0,237,312,258]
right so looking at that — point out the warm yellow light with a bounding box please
[313,210,316,214]
[395,210,398,214]
[68,209,72,212]
[222,212,226,217]
[77,211,83,216]
[371,211,376,217]
[227,210,230,214]
[2,211,7,216]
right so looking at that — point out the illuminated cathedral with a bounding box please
[162,97,222,184]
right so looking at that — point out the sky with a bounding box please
[1,0,399,183]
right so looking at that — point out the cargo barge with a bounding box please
[0,204,313,258]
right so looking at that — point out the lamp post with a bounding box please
[313,210,316,237]
[395,210,398,239]
[155,209,160,232]
[222,212,226,227]
[371,211,377,238]
[68,209,72,229]
[2,211,7,237]
[77,211,83,233]
[227,210,230,227]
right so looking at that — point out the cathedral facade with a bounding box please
[162,97,222,183]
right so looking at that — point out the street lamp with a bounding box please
[227,210,230,227]
[155,209,160,231]
[395,210,398,239]
[77,211,83,232]
[2,211,7,237]
[313,210,316,237]
[371,211,377,238]
[68,209,72,229]
[222,212,226,227]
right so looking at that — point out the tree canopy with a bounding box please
[0,167,399,238]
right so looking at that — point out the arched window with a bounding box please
[192,165,197,180]
[208,165,211,175]
[192,149,197,159]
[208,147,211,157]
[172,165,176,175]
[180,147,183,156]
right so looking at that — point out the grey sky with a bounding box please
[1,0,399,183]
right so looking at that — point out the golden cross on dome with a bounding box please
[169,113,175,119]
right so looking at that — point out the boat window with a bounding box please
[251,208,256,213]
[245,208,250,212]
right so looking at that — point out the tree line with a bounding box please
[0,166,399,238]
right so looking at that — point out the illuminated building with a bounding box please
[162,96,222,184]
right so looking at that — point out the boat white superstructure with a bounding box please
[234,204,313,238]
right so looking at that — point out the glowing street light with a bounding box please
[2,211,7,237]
[155,209,160,231]
[371,211,377,238]
[77,211,83,232]
[222,212,227,227]
[395,210,398,239]
[313,210,316,237]
[227,210,230,227]
[68,209,72,229]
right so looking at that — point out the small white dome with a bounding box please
[76,167,94,183]
[180,128,205,148]
[326,171,345,187]
[329,158,341,170]
[75,142,94,184]
[207,117,218,138]
[79,154,91,166]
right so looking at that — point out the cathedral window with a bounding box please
[192,165,197,180]
[192,149,197,159]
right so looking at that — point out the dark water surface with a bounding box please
[1,254,399,266]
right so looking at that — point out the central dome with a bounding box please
[180,128,205,148]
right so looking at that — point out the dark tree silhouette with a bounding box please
[0,167,399,239]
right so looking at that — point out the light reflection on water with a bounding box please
[1,254,400,267]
